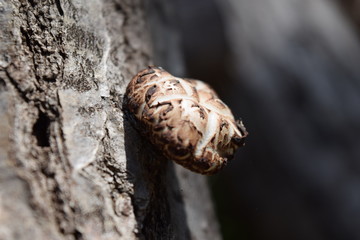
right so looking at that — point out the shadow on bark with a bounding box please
[123,113,191,239]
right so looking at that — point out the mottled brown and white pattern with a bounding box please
[124,66,248,175]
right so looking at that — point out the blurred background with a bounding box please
[146,0,360,239]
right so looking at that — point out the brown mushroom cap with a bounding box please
[124,66,248,175]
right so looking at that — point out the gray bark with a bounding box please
[0,1,221,239]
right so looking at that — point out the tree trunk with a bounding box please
[0,1,221,239]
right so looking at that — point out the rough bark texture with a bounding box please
[0,1,221,239]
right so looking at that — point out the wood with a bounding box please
[0,1,221,239]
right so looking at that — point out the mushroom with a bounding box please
[124,66,248,175]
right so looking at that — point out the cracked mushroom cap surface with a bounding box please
[124,66,248,175]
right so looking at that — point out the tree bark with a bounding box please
[0,1,221,239]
